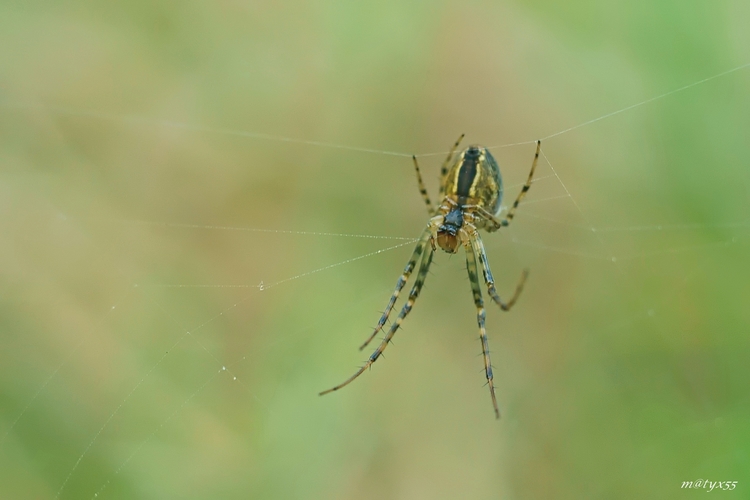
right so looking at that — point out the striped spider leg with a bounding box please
[471,228,529,311]
[412,133,466,215]
[356,227,433,351]
[462,224,527,419]
[461,225,500,418]
[319,220,441,396]
[476,139,541,232]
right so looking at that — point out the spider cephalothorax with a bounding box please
[435,208,463,253]
[320,135,541,419]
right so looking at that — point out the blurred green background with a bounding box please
[1,0,749,498]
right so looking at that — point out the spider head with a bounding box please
[435,208,463,254]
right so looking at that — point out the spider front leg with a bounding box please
[358,227,432,351]
[471,231,528,311]
[319,243,435,396]
[463,233,501,419]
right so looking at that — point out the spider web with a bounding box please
[1,12,749,498]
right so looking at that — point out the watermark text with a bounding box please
[681,480,737,492]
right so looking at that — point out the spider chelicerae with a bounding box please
[320,135,541,418]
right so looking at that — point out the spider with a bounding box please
[320,135,541,418]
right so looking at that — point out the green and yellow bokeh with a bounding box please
[1,1,748,498]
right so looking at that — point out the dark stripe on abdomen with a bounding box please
[456,152,478,197]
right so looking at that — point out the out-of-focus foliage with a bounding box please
[1,1,748,498]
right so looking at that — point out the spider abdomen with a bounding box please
[443,145,504,215]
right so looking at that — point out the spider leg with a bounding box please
[463,231,501,419]
[470,231,528,311]
[438,133,465,197]
[320,243,434,396]
[412,156,435,215]
[479,140,541,231]
[359,227,431,351]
